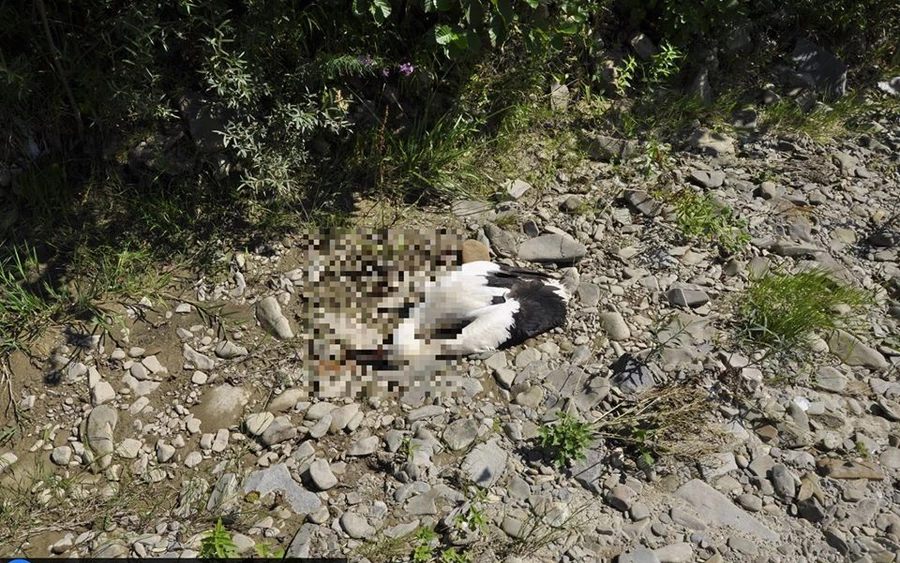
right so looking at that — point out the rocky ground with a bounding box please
[2,65,900,563]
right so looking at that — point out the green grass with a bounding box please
[669,190,750,254]
[758,91,899,141]
[737,268,873,356]
[0,242,171,355]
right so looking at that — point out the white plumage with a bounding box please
[388,260,570,359]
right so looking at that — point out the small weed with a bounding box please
[411,526,439,563]
[737,268,873,357]
[669,189,750,254]
[199,518,239,559]
[440,547,471,562]
[855,440,870,458]
[539,412,595,467]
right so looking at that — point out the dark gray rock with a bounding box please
[688,169,726,189]
[610,354,656,394]
[792,38,847,99]
[484,222,517,258]
[585,134,638,162]
[622,190,661,217]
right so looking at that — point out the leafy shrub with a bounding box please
[539,412,595,467]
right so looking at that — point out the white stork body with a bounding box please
[390,261,570,358]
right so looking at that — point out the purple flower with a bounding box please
[399,62,415,76]
[357,55,374,66]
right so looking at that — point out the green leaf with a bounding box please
[524,0,539,7]
[371,0,392,24]
[434,0,452,10]
[464,0,484,25]
[434,24,456,46]
[557,21,578,35]
[493,0,514,23]
[351,0,366,17]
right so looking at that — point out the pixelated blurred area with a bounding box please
[301,228,467,400]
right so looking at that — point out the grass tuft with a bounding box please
[737,268,873,356]
[665,189,750,254]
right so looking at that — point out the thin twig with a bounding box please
[35,0,84,141]
[1,359,20,425]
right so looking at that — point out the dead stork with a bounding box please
[385,260,570,361]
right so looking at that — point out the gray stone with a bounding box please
[879,447,900,469]
[329,403,360,432]
[630,32,658,60]
[823,526,849,555]
[51,445,72,466]
[690,128,735,156]
[875,396,900,421]
[571,446,604,493]
[348,435,380,457]
[770,237,826,257]
[585,134,638,162]
[610,354,656,394]
[244,412,275,436]
[623,190,661,217]
[688,169,726,189]
[606,484,636,511]
[560,195,584,212]
[256,296,294,339]
[3,453,21,473]
[878,76,900,96]
[462,439,507,488]
[665,285,710,308]
[600,312,631,341]
[408,404,444,422]
[815,366,848,392]
[630,502,651,521]
[770,464,797,501]
[550,82,570,110]
[85,404,118,471]
[308,459,338,491]
[443,418,478,451]
[737,493,762,512]
[260,416,297,446]
[484,222,517,258]
[832,151,859,175]
[652,542,693,563]
[828,330,888,369]
[670,507,706,530]
[618,548,660,563]
[674,479,779,541]
[243,463,321,514]
[689,67,712,104]
[115,437,142,458]
[577,283,601,307]
[755,181,778,199]
[207,472,240,512]
[728,536,758,556]
[340,512,375,539]
[156,442,176,463]
[505,179,532,199]
[517,233,587,264]
[183,344,215,371]
[215,340,248,359]
[90,380,116,406]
